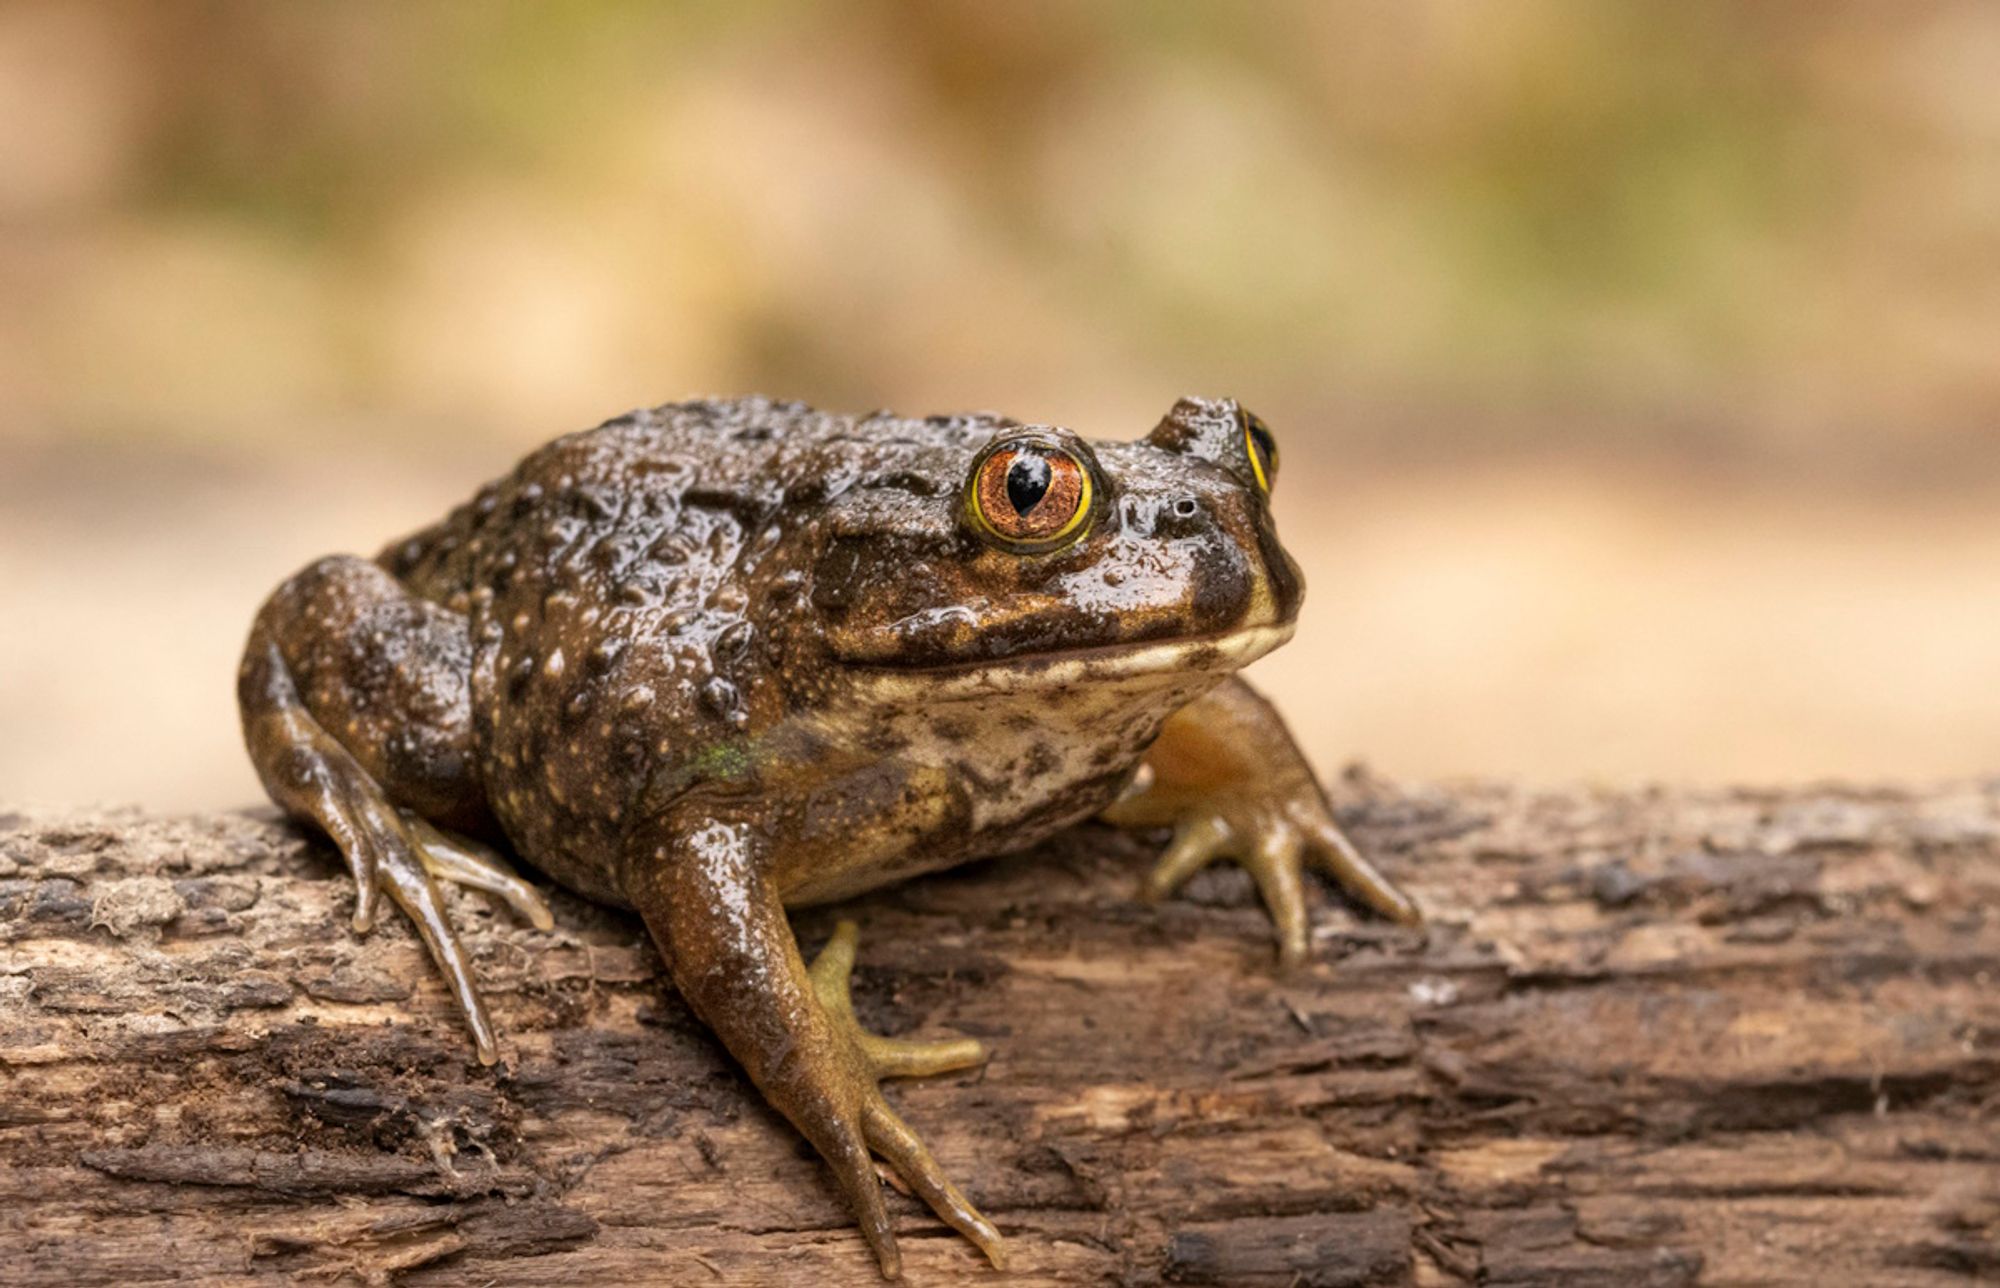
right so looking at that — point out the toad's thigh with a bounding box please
[252,554,488,833]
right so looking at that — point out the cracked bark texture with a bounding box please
[1,779,1996,1286]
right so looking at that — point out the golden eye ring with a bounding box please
[1241,409,1278,494]
[965,437,1095,552]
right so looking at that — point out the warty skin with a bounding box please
[238,394,1419,1277]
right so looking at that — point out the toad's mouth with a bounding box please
[839,621,1296,701]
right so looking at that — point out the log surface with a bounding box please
[1,779,1996,1286]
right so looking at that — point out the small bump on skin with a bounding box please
[701,675,737,711]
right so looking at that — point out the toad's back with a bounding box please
[374,398,1020,898]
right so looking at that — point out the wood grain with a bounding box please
[1,777,1995,1285]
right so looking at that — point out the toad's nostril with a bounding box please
[1154,495,1208,539]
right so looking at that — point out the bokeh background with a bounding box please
[3,1,1997,811]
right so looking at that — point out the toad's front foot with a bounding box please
[808,921,1006,1272]
[1110,776,1417,967]
[1107,678,1420,967]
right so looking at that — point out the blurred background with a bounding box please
[2,1,1996,811]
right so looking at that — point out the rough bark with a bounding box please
[0,778,1995,1286]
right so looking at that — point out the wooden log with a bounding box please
[0,777,1995,1285]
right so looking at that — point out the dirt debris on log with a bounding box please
[0,779,1995,1285]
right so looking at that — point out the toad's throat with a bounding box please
[840,622,1296,702]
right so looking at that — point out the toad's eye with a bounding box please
[967,439,1094,551]
[1242,409,1278,494]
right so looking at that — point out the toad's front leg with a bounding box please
[626,813,1003,1280]
[1105,677,1420,967]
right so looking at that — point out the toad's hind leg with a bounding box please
[237,555,550,1063]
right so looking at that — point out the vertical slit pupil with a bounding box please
[1006,453,1052,516]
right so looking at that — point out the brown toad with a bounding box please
[237,395,1418,1277]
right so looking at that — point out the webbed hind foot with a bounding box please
[368,810,554,1063]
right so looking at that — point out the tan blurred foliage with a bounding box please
[1,1,1996,808]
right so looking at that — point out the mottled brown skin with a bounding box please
[237,395,1419,1278]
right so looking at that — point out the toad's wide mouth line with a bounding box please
[838,621,1297,698]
